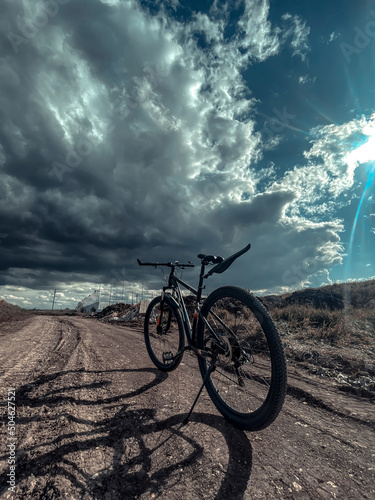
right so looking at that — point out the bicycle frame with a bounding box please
[160,261,207,350]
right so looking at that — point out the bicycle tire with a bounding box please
[144,296,185,372]
[197,286,287,431]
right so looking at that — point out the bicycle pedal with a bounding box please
[163,351,174,364]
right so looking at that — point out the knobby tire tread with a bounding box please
[197,286,287,431]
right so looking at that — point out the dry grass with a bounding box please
[0,299,30,323]
[273,305,348,345]
[319,279,375,309]
[272,303,375,349]
[260,280,375,397]
[265,279,375,347]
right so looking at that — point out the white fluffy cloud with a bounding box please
[276,114,375,211]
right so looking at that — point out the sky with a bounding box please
[0,0,374,310]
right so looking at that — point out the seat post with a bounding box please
[168,264,176,287]
[196,262,206,302]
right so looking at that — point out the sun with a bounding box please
[347,134,375,166]
[345,119,375,172]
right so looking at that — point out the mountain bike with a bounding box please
[137,244,287,431]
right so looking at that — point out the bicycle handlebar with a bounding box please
[137,243,251,274]
[137,258,195,268]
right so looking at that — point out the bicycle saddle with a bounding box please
[203,243,251,277]
[197,254,224,264]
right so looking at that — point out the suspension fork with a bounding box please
[157,306,172,334]
[157,288,179,334]
[156,290,165,334]
[191,310,199,345]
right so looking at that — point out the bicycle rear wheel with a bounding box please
[144,296,185,372]
[197,286,287,431]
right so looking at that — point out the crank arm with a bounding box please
[189,345,214,359]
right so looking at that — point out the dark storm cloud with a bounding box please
[1,0,366,309]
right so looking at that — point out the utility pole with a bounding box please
[109,284,112,306]
[121,281,125,303]
[52,289,57,310]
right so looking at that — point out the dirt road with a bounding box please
[0,315,374,499]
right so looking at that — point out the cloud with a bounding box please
[0,0,361,308]
[246,114,375,291]
[270,114,375,215]
[327,31,341,43]
[298,74,316,85]
[281,12,311,60]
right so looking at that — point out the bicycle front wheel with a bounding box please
[144,296,185,372]
[197,286,287,431]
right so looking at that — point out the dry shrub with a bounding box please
[0,300,30,323]
[320,279,375,308]
[353,308,375,327]
[267,279,375,346]
[272,304,351,345]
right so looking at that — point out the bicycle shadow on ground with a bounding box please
[11,366,169,412]
[0,367,252,499]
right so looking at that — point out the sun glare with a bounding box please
[349,135,375,164]
[345,124,375,279]
[346,130,375,173]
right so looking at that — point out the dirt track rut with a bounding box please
[0,315,374,499]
